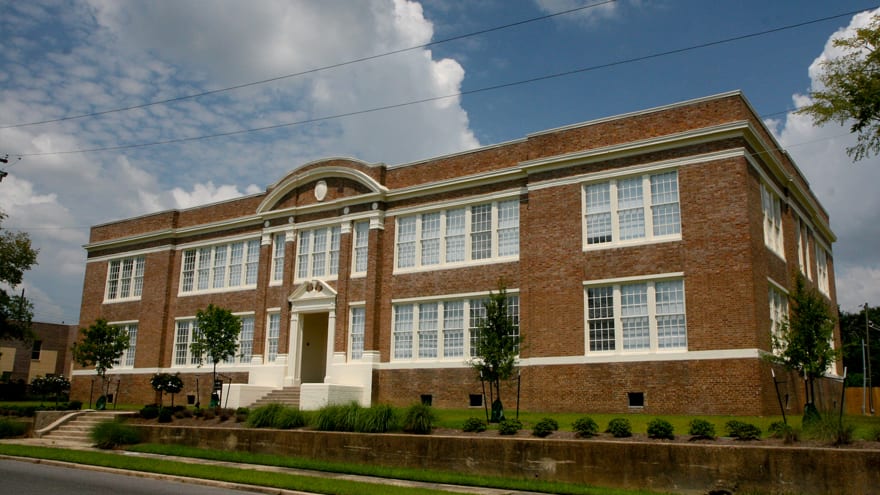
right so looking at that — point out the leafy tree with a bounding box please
[72,319,129,409]
[30,375,70,406]
[0,211,38,341]
[797,15,880,161]
[839,304,880,387]
[150,372,184,407]
[191,304,241,406]
[469,285,520,422]
[770,276,838,422]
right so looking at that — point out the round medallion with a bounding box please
[315,180,328,202]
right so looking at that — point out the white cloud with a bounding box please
[774,8,880,312]
[532,0,622,24]
[171,182,261,210]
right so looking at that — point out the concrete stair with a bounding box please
[250,386,301,408]
[38,411,136,445]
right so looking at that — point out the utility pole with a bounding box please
[868,303,874,414]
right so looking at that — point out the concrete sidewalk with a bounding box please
[0,437,548,495]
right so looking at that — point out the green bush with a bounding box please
[357,404,398,433]
[0,417,27,438]
[157,407,173,423]
[247,404,285,428]
[687,419,716,440]
[606,418,632,438]
[402,403,435,434]
[646,418,674,440]
[139,404,159,420]
[315,403,362,432]
[276,407,308,429]
[725,420,762,441]
[91,420,141,449]
[768,421,799,443]
[572,417,599,438]
[66,400,83,410]
[498,419,522,435]
[532,417,559,438]
[462,417,487,433]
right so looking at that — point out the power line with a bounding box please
[13,6,873,159]
[0,0,617,130]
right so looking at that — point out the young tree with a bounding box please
[0,211,39,341]
[191,304,241,407]
[72,319,129,409]
[469,285,520,422]
[150,372,184,407]
[796,15,880,161]
[770,276,838,422]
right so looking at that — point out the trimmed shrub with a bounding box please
[572,417,599,438]
[688,419,716,440]
[498,419,522,435]
[725,420,762,440]
[357,404,398,433]
[247,403,285,428]
[532,417,559,438]
[606,418,632,438]
[157,407,173,423]
[647,418,674,440]
[0,418,27,438]
[462,417,487,433]
[139,404,159,420]
[402,403,435,434]
[66,400,83,410]
[91,420,141,449]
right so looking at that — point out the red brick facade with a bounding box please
[73,92,839,414]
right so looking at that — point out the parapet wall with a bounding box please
[135,425,878,495]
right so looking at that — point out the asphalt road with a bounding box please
[0,459,269,495]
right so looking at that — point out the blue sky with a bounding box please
[0,0,878,324]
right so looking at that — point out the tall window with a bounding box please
[350,307,365,360]
[173,319,199,366]
[224,315,254,364]
[583,171,680,247]
[585,278,687,353]
[352,221,370,275]
[395,199,519,271]
[296,226,341,280]
[266,313,280,363]
[271,233,286,284]
[816,247,830,296]
[797,219,813,280]
[180,239,260,294]
[114,323,138,367]
[106,256,145,301]
[768,285,788,347]
[761,183,784,258]
[391,295,519,361]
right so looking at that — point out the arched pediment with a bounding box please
[257,158,387,214]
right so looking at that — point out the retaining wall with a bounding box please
[134,425,879,495]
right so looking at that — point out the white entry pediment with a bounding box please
[288,280,337,313]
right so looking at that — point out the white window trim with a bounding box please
[581,170,682,251]
[761,183,785,259]
[350,221,370,279]
[393,199,520,274]
[104,256,145,303]
[294,225,341,282]
[110,320,138,368]
[269,233,287,286]
[172,318,200,368]
[222,312,255,365]
[266,312,281,363]
[583,275,687,355]
[816,246,830,296]
[178,238,261,296]
[390,292,520,362]
[768,282,789,354]
[349,305,366,361]
[796,218,813,281]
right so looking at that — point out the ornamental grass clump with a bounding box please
[402,403,435,434]
[247,403,285,428]
[0,418,27,438]
[356,404,398,433]
[91,419,141,449]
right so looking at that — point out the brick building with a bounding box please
[72,91,839,414]
[1,322,77,385]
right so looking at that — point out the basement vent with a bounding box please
[628,392,645,408]
[469,394,483,408]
